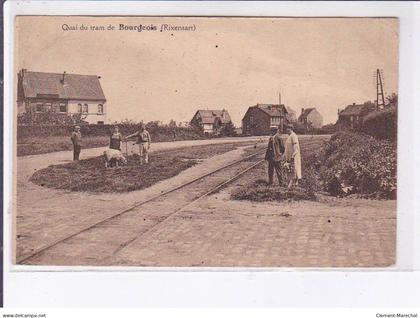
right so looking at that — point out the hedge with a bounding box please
[17,123,205,142]
[362,106,397,140]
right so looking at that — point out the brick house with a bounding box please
[242,104,289,136]
[190,109,232,134]
[337,102,376,130]
[17,69,107,124]
[298,107,323,129]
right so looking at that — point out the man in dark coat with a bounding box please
[265,125,285,185]
[70,125,82,161]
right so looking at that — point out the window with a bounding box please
[83,104,89,113]
[35,103,43,112]
[78,103,83,113]
[271,117,280,125]
[98,104,104,114]
[59,103,67,113]
[44,103,52,112]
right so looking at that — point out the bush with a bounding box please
[17,121,206,143]
[362,106,397,140]
[17,111,88,126]
[317,131,396,199]
[220,122,237,137]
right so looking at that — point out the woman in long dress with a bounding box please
[284,123,302,189]
[109,126,123,151]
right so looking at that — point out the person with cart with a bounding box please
[125,124,151,164]
[284,123,302,189]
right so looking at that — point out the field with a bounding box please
[30,141,257,193]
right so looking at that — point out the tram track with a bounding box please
[18,148,266,265]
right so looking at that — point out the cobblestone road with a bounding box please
[111,192,396,267]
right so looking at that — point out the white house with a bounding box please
[190,109,232,134]
[17,69,107,124]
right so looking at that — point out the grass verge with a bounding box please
[17,136,110,156]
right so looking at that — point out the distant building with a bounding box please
[298,107,323,129]
[242,104,289,136]
[286,106,298,122]
[337,102,376,130]
[190,109,232,134]
[17,69,107,124]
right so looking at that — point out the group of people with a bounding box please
[70,124,152,164]
[265,123,302,189]
[70,122,302,184]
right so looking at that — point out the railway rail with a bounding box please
[18,147,267,264]
[18,136,330,265]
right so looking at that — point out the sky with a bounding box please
[15,16,399,125]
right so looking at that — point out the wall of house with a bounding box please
[203,123,214,134]
[68,100,107,124]
[17,101,26,114]
[307,110,323,128]
[242,108,271,135]
[20,99,107,124]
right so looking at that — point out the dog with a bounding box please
[103,149,127,168]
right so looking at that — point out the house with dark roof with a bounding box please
[242,104,289,135]
[337,102,376,130]
[298,107,323,129]
[17,69,107,124]
[190,109,232,134]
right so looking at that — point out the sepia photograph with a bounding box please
[13,16,398,267]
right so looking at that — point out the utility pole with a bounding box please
[376,69,385,111]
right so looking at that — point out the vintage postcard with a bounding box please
[13,16,398,267]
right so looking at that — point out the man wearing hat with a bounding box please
[265,124,285,185]
[284,123,302,188]
[70,125,82,161]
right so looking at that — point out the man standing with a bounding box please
[70,125,82,161]
[265,125,285,185]
[284,123,302,189]
[126,124,151,164]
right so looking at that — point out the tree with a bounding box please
[220,121,236,136]
[386,93,398,108]
[168,119,177,128]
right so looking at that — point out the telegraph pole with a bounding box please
[376,69,385,111]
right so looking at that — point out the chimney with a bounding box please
[268,105,271,110]
[301,108,305,114]
[61,71,66,84]
[338,109,341,115]
[20,69,27,78]
[353,102,356,106]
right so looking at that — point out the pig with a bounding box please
[103,149,127,168]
